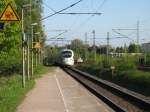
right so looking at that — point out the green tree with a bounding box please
[70,39,86,59]
[128,43,138,53]
[0,0,44,73]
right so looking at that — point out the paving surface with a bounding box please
[17,68,113,112]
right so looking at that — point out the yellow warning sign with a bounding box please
[0,3,20,21]
[34,42,41,49]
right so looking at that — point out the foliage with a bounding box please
[115,47,125,53]
[0,74,34,112]
[0,0,43,74]
[115,56,136,73]
[69,39,86,59]
[146,51,150,65]
[128,43,141,53]
[0,1,21,71]
[0,65,53,112]
[76,58,150,96]
[43,46,60,65]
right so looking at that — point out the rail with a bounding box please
[60,64,150,112]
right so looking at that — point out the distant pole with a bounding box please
[92,30,96,61]
[137,21,139,45]
[22,8,25,88]
[85,32,88,44]
[107,32,110,57]
[85,32,88,61]
[137,21,140,53]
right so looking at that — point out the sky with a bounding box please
[42,0,150,47]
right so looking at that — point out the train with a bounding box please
[60,49,74,66]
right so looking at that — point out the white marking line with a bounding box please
[55,74,69,112]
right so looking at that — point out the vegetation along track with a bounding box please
[60,65,150,112]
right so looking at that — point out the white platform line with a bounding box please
[55,74,69,112]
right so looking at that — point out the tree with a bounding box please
[116,47,124,53]
[0,0,44,73]
[128,43,138,53]
[0,0,21,71]
[70,39,85,59]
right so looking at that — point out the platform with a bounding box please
[17,68,113,112]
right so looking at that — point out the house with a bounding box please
[142,42,150,53]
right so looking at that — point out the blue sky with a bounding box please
[42,0,150,47]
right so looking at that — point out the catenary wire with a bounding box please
[41,0,83,21]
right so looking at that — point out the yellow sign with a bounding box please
[34,42,41,49]
[0,3,20,21]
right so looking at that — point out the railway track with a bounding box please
[60,65,150,112]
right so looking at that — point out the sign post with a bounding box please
[111,66,115,78]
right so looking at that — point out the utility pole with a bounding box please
[36,51,38,67]
[137,21,139,45]
[27,33,30,80]
[84,32,88,61]
[31,23,38,78]
[39,48,41,64]
[92,30,96,61]
[27,0,32,80]
[107,32,110,57]
[137,21,140,53]
[31,25,34,78]
[21,7,25,88]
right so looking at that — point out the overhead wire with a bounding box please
[41,0,83,21]
[42,0,83,44]
[69,0,107,35]
[43,2,56,12]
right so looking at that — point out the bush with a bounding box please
[146,51,150,65]
[115,56,136,74]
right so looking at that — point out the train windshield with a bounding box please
[62,51,72,58]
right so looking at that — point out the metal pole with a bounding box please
[36,51,38,67]
[30,0,32,79]
[137,21,139,53]
[92,30,96,61]
[22,8,25,88]
[27,0,32,80]
[107,32,110,57]
[85,32,87,61]
[137,21,139,45]
[39,48,41,64]
[27,33,30,80]
[31,26,34,78]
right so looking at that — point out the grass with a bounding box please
[113,70,150,96]
[0,65,55,112]
[76,63,150,97]
[34,65,56,78]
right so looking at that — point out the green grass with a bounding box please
[76,63,150,97]
[113,70,150,96]
[34,65,56,78]
[0,65,55,112]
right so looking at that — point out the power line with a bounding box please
[41,0,83,21]
[69,0,107,34]
[54,12,101,15]
[43,2,56,12]
[43,2,101,15]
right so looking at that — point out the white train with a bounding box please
[60,49,74,66]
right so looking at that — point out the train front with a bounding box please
[61,49,74,66]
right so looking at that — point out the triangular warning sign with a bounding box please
[34,42,41,49]
[0,3,20,21]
